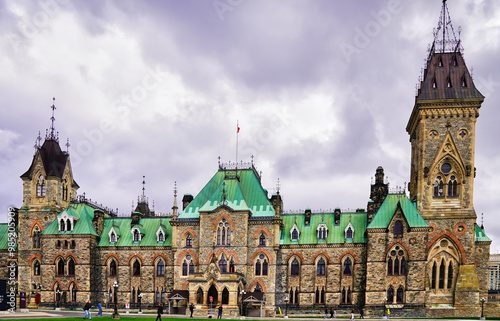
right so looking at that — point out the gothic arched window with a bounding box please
[394,220,403,235]
[34,260,41,276]
[317,258,325,276]
[434,176,444,196]
[68,258,75,275]
[219,254,227,273]
[343,257,352,275]
[71,283,77,302]
[346,227,353,239]
[133,260,141,276]
[396,286,404,303]
[57,259,64,276]
[291,258,300,276]
[186,234,192,247]
[110,260,117,276]
[387,286,394,303]
[259,234,266,246]
[448,175,458,196]
[217,219,231,246]
[157,260,165,276]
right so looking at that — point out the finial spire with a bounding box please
[481,213,484,229]
[46,97,59,142]
[276,178,281,194]
[34,131,42,153]
[429,0,462,58]
[172,181,178,218]
[142,176,146,197]
[65,138,70,153]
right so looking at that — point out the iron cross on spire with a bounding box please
[142,176,146,197]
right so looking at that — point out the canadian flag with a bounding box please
[237,123,240,133]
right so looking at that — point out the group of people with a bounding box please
[324,307,365,320]
[82,300,103,319]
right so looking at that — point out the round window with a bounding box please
[441,163,452,174]
[259,254,265,260]
[186,255,191,260]
[398,250,404,256]
[390,250,396,256]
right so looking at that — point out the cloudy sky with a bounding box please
[1,0,499,252]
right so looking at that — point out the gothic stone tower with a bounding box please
[406,1,489,315]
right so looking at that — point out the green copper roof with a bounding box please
[98,217,172,247]
[280,212,367,245]
[367,194,429,229]
[0,224,10,250]
[180,168,275,218]
[475,224,492,242]
[43,203,99,236]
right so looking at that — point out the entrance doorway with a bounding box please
[208,285,218,305]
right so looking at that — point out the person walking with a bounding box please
[325,307,329,318]
[155,303,164,321]
[330,307,334,319]
[96,302,102,316]
[189,303,195,318]
[350,309,355,321]
[217,305,223,319]
[83,300,93,319]
[359,308,364,319]
[333,309,337,319]
[387,308,390,319]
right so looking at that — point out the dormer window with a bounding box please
[130,226,143,242]
[432,78,438,89]
[290,223,300,241]
[156,226,166,243]
[345,222,354,240]
[317,223,328,240]
[452,56,458,66]
[108,226,120,243]
[438,57,443,67]
[461,76,467,87]
[447,77,452,88]
[58,211,77,232]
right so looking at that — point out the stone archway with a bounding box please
[208,284,218,305]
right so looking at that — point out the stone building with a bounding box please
[0,1,498,318]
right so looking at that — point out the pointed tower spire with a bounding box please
[429,0,462,58]
[172,181,178,219]
[46,97,59,142]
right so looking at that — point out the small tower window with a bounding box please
[110,260,117,276]
[186,234,192,247]
[57,259,65,276]
[219,254,227,273]
[346,227,353,239]
[158,231,165,242]
[461,76,467,87]
[343,257,352,275]
[133,260,141,276]
[387,286,394,303]
[259,234,266,246]
[397,286,404,303]
[291,229,299,240]
[434,176,444,196]
[60,219,65,232]
[66,219,72,231]
[394,221,403,235]
[217,219,231,246]
[229,259,235,272]
[68,258,75,275]
[448,176,458,197]
[189,261,195,274]
[34,261,41,276]
[447,77,452,88]
[157,260,165,276]
[317,258,325,276]
[110,232,117,243]
[432,78,438,89]
[133,229,141,242]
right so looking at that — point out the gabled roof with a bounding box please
[280,211,367,245]
[43,203,98,236]
[98,217,172,247]
[367,194,429,229]
[179,168,275,218]
[475,224,492,242]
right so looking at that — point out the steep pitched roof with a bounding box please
[475,224,492,242]
[0,224,11,250]
[280,211,367,245]
[367,194,429,229]
[179,168,275,218]
[98,217,172,247]
[416,52,483,101]
[42,203,98,236]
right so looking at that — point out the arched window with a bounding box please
[439,259,445,289]
[133,230,140,242]
[71,283,77,302]
[259,234,266,246]
[291,229,299,240]
[41,182,46,196]
[34,261,41,276]
[401,258,406,275]
[347,287,351,303]
[110,232,117,243]
[255,260,261,276]
[158,231,165,242]
[60,219,65,232]
[71,240,76,249]
[68,258,75,275]
[294,288,299,304]
[32,230,41,249]
[394,257,400,275]
[157,260,165,276]
[217,219,230,246]
[262,260,268,276]
[317,258,325,276]
[110,260,117,276]
[447,264,453,289]
[132,288,136,303]
[387,247,406,275]
[346,227,353,239]
[36,181,41,197]
[320,287,325,304]
[341,287,346,303]
[133,260,141,276]
[186,235,192,247]
[394,221,403,235]
[222,288,229,305]
[56,240,61,248]
[315,288,320,304]
[57,259,64,276]
[343,257,352,275]
[289,289,294,304]
[254,284,261,292]
[291,258,300,276]
[64,240,68,249]
[387,257,393,275]
[387,286,394,303]
[431,262,437,289]
[434,176,443,196]
[189,261,195,274]
[448,176,458,196]
[219,254,227,273]
[182,261,188,276]
[396,286,403,303]
[66,219,71,231]
[229,259,235,272]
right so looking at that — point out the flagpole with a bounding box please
[236,120,239,166]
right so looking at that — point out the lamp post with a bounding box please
[112,281,120,319]
[240,290,246,316]
[480,297,486,320]
[284,296,289,318]
[383,297,387,319]
[138,293,143,314]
